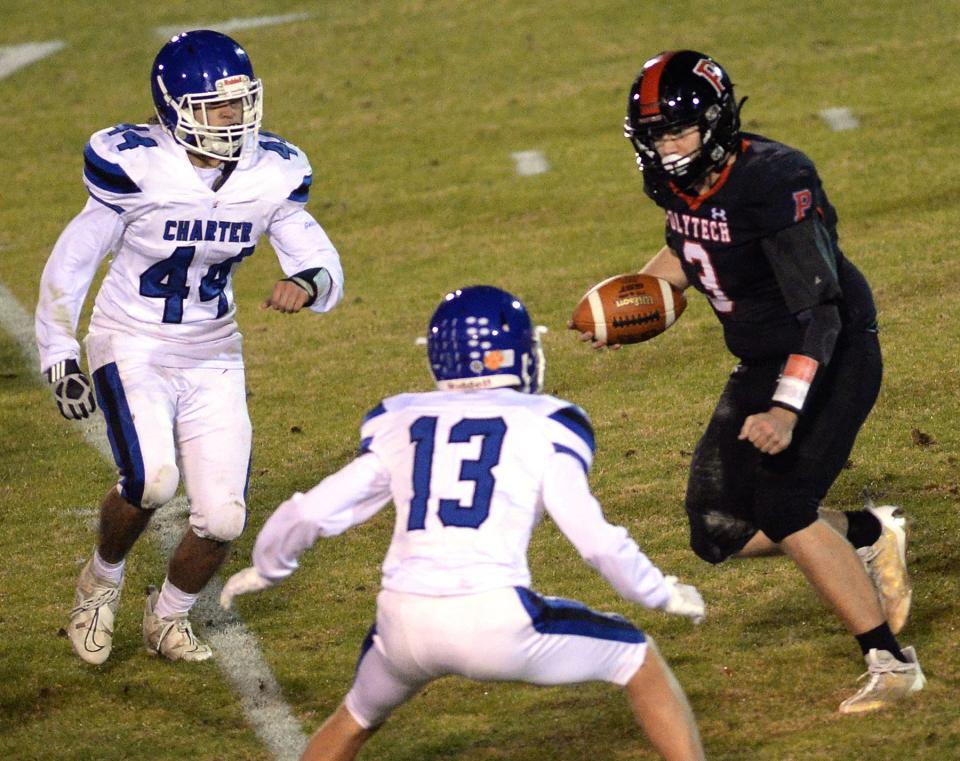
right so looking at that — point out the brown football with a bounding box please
[571,273,686,345]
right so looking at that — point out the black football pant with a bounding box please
[685,330,882,564]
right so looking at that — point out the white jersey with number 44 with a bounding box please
[35,122,343,370]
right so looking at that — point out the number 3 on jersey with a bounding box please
[682,240,734,313]
[407,416,507,531]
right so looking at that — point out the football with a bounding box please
[570,273,686,345]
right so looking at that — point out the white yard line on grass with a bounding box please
[512,150,551,176]
[819,107,860,131]
[0,41,65,81]
[155,13,313,39]
[0,283,308,761]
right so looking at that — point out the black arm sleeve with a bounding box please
[794,303,841,366]
[760,215,843,365]
[760,216,841,312]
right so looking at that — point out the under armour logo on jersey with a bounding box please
[710,207,727,221]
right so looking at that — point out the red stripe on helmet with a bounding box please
[639,52,675,116]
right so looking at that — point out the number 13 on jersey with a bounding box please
[407,416,506,531]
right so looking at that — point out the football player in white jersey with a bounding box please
[34,30,344,665]
[221,286,707,761]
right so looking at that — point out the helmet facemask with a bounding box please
[155,72,263,160]
[512,327,546,395]
[626,97,735,193]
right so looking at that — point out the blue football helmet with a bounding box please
[151,30,263,160]
[428,286,544,393]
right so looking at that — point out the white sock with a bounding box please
[92,549,125,584]
[153,578,199,620]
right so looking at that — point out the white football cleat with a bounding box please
[839,646,925,714]
[68,559,122,665]
[857,504,912,634]
[142,586,212,662]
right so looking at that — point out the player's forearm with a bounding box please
[769,303,839,416]
[251,494,323,582]
[35,201,120,369]
[252,455,392,581]
[543,455,671,609]
[795,302,841,367]
[640,244,689,291]
[268,207,344,312]
[582,530,672,609]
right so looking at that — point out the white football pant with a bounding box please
[87,337,251,541]
[344,586,648,728]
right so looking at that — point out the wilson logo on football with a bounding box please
[615,295,655,308]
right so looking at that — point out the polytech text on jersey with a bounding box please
[666,210,731,244]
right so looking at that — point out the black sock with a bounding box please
[855,623,906,662]
[844,510,882,548]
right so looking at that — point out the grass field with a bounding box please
[1,2,958,759]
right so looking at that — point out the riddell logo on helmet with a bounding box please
[216,75,250,93]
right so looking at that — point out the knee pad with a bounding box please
[126,462,179,510]
[191,498,247,542]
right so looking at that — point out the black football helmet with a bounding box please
[624,50,741,196]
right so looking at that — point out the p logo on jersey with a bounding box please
[793,189,813,222]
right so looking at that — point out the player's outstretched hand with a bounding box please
[565,320,622,350]
[261,279,311,313]
[47,358,96,420]
[661,575,706,624]
[220,567,273,609]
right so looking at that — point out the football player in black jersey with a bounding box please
[585,50,924,713]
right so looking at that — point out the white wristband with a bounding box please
[771,354,819,413]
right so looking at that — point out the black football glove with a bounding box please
[47,358,96,420]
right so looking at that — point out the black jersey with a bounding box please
[652,133,877,362]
